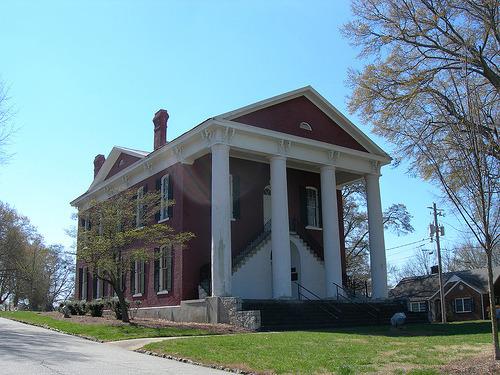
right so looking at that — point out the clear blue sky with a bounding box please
[0,0,465,270]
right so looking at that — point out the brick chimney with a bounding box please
[153,109,169,150]
[94,154,105,177]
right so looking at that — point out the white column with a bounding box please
[211,143,232,296]
[270,155,292,299]
[320,166,343,298]
[365,173,388,299]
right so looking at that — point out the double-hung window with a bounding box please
[409,301,427,312]
[81,267,88,300]
[136,187,144,228]
[159,245,173,292]
[455,297,472,313]
[306,187,319,228]
[160,174,169,221]
[134,260,145,296]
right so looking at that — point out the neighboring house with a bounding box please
[71,86,392,312]
[390,267,500,322]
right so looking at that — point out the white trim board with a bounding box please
[428,276,485,301]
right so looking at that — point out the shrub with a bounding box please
[76,300,87,315]
[105,297,129,320]
[61,300,80,315]
[88,299,105,317]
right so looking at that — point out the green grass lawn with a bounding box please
[0,311,215,342]
[144,321,493,374]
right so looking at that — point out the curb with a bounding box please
[135,348,256,375]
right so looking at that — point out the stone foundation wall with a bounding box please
[131,296,261,330]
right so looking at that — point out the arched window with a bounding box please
[299,122,312,131]
[306,186,319,228]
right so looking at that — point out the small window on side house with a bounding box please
[455,297,472,313]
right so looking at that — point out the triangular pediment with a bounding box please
[217,86,389,157]
[88,147,149,191]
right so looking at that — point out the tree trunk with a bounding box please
[486,250,500,360]
[115,288,130,323]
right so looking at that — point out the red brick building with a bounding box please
[390,267,500,321]
[71,87,391,318]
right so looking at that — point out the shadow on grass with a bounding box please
[264,321,492,338]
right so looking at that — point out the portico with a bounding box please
[208,123,389,300]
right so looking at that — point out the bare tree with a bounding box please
[0,80,14,164]
[343,181,414,291]
[44,244,75,310]
[344,0,500,359]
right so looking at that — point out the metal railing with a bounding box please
[332,281,380,320]
[294,281,341,320]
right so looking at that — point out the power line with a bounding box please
[386,238,429,251]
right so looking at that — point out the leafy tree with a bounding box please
[0,202,32,305]
[344,0,500,358]
[77,189,193,323]
[342,182,414,292]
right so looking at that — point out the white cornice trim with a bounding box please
[71,119,391,209]
[88,146,148,191]
[427,276,485,300]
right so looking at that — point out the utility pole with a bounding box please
[429,202,446,323]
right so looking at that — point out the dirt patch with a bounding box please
[440,352,500,374]
[41,311,248,334]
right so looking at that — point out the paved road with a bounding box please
[0,318,230,375]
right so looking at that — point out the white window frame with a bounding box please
[299,121,312,131]
[230,174,235,220]
[136,186,144,228]
[305,186,320,229]
[409,301,427,312]
[159,245,172,293]
[159,174,170,222]
[81,267,88,300]
[133,260,145,296]
[455,297,472,313]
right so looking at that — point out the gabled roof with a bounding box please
[215,85,390,159]
[72,86,392,208]
[390,267,500,300]
[88,146,149,191]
